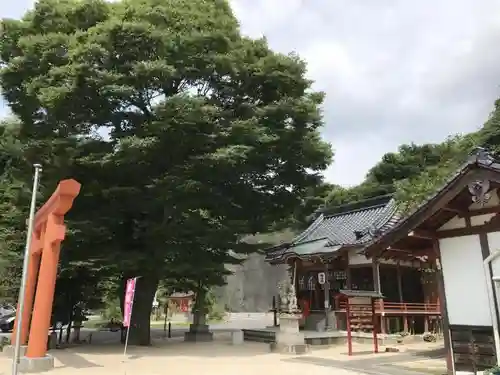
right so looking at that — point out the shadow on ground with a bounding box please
[409,347,445,359]
[50,333,271,361]
[51,351,103,370]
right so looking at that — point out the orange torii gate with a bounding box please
[10,179,80,368]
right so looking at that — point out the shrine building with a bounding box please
[363,149,500,375]
[265,193,441,334]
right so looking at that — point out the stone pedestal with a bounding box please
[18,355,55,373]
[3,344,27,358]
[231,330,244,345]
[270,314,309,354]
[184,324,214,342]
[324,311,338,331]
[305,311,338,332]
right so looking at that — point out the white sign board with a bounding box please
[318,272,326,285]
[349,296,372,305]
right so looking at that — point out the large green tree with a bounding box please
[478,99,500,153]
[0,0,332,344]
[393,134,478,212]
[393,99,500,213]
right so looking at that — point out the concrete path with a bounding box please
[287,342,446,375]
[0,333,368,375]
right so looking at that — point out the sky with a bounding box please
[2,0,500,186]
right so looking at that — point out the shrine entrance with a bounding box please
[7,179,81,371]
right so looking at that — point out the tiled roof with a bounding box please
[265,195,400,262]
[295,195,399,246]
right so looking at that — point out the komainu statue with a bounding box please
[278,278,300,314]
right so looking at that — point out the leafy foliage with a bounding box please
[394,134,478,213]
[0,119,31,301]
[478,99,500,153]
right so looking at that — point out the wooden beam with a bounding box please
[436,218,500,239]
[464,215,472,228]
[459,205,500,218]
[442,205,463,214]
[408,229,436,240]
[387,246,411,253]
[432,240,454,375]
[412,248,434,258]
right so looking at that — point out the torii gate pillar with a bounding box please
[4,179,81,372]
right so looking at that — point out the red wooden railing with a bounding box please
[338,300,440,315]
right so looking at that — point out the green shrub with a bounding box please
[205,288,226,322]
[0,337,10,351]
[207,303,226,321]
[102,297,122,321]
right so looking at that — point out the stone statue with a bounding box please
[278,278,300,314]
[272,277,309,354]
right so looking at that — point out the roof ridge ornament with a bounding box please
[466,148,494,206]
[469,147,495,166]
[354,223,382,240]
[468,179,491,206]
[368,224,381,238]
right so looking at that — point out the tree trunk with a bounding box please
[127,275,159,346]
[192,287,207,326]
[65,302,74,343]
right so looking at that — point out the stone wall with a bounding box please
[214,253,289,312]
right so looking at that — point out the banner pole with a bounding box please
[12,164,42,375]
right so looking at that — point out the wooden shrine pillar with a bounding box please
[372,260,381,293]
[346,254,352,289]
[396,262,403,302]
[11,180,80,360]
[372,259,385,334]
[396,261,407,333]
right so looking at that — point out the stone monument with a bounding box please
[270,278,309,354]
[184,289,214,342]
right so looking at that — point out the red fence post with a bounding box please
[372,298,379,354]
[346,299,352,356]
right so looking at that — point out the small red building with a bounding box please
[167,292,194,313]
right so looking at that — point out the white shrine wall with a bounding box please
[436,190,500,375]
[439,235,492,326]
[436,188,500,327]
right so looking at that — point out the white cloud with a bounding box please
[2,0,500,187]
[232,0,500,185]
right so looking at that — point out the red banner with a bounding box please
[123,277,137,327]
